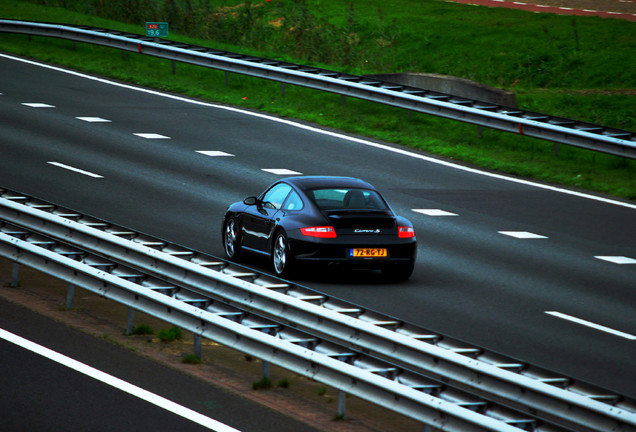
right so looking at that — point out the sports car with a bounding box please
[222,176,417,280]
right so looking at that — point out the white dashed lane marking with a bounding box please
[134,133,170,139]
[595,256,636,265]
[411,213,631,263]
[499,231,548,239]
[262,168,302,175]
[22,102,54,108]
[196,151,235,157]
[47,162,103,178]
[413,209,458,217]
[76,117,111,123]
[546,311,636,341]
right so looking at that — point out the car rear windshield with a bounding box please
[309,188,389,211]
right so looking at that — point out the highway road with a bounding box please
[1,51,635,407]
[0,297,321,432]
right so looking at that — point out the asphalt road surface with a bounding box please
[1,52,635,408]
[0,297,321,432]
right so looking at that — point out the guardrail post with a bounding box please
[337,390,346,419]
[11,262,19,287]
[422,424,431,432]
[172,60,176,75]
[262,360,270,380]
[126,307,135,335]
[225,71,229,86]
[66,283,75,309]
[281,82,285,97]
[194,334,202,358]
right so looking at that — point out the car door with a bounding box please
[241,183,292,251]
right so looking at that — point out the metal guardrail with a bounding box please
[0,194,531,432]
[0,19,635,159]
[2,188,636,432]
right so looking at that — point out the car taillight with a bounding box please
[398,226,415,238]
[300,226,337,238]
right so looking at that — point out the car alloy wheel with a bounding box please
[224,218,240,259]
[272,231,290,276]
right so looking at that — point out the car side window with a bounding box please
[262,183,292,209]
[282,189,304,211]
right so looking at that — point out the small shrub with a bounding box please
[277,378,290,388]
[252,377,272,390]
[131,324,154,335]
[182,354,201,364]
[158,325,183,342]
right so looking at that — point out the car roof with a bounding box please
[283,176,376,191]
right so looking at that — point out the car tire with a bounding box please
[382,261,414,281]
[223,217,242,260]
[272,230,293,278]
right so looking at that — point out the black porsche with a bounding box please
[222,176,417,280]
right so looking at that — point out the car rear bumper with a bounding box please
[289,237,417,268]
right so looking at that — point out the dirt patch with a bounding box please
[519,0,636,14]
[444,0,636,20]
[0,258,422,432]
[531,0,635,14]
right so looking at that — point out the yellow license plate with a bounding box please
[350,248,387,258]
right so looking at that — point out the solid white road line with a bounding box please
[47,162,103,178]
[545,311,636,341]
[0,328,243,432]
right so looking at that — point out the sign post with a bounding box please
[145,22,169,38]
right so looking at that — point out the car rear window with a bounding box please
[310,188,389,211]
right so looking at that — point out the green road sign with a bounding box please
[145,22,168,38]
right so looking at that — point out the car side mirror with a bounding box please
[243,196,259,206]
